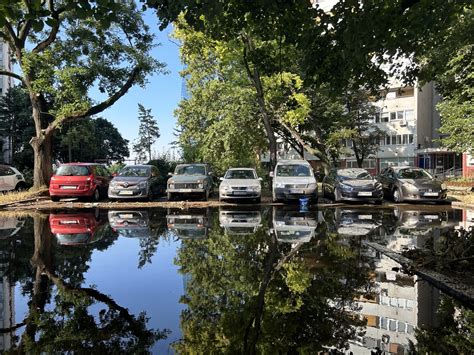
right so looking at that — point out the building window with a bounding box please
[397,111,404,120]
[374,112,380,123]
[386,91,396,99]
[381,112,389,123]
[397,87,414,97]
[403,134,408,144]
[390,112,397,121]
[391,135,397,144]
[405,109,414,120]
[409,134,414,144]
[396,135,402,145]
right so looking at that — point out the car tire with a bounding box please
[167,192,173,201]
[393,188,403,203]
[203,189,209,201]
[51,196,60,202]
[272,190,279,203]
[255,197,261,203]
[334,188,342,202]
[374,200,383,205]
[15,182,27,192]
[91,188,100,202]
[147,189,153,202]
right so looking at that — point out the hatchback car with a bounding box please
[378,166,447,203]
[49,163,111,202]
[108,165,163,201]
[0,164,27,192]
[322,168,383,204]
[270,160,318,203]
[219,168,262,203]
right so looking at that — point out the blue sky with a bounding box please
[94,12,183,160]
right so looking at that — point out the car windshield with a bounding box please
[175,165,206,175]
[276,164,311,177]
[397,168,432,179]
[224,170,256,179]
[118,166,150,177]
[337,169,372,180]
[56,165,90,176]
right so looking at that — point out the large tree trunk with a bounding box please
[30,98,53,189]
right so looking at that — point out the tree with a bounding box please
[0,86,35,170]
[0,1,164,188]
[133,104,160,162]
[58,117,130,163]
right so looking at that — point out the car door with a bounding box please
[0,166,14,191]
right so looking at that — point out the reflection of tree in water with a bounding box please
[137,209,169,269]
[1,214,167,353]
[173,210,371,353]
[409,296,474,354]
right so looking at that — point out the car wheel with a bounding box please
[255,197,261,203]
[203,189,209,201]
[51,196,60,202]
[334,188,342,202]
[272,190,279,203]
[91,188,100,202]
[147,189,153,202]
[15,182,27,191]
[374,200,383,205]
[393,188,403,203]
[167,192,173,201]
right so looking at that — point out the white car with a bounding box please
[270,160,318,203]
[0,164,27,192]
[219,168,262,203]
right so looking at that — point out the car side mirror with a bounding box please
[258,177,263,181]
[219,177,224,181]
[269,172,274,178]
[168,172,174,177]
[112,172,117,177]
[208,172,213,176]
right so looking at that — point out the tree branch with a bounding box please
[32,2,65,52]
[45,67,141,136]
[0,70,25,83]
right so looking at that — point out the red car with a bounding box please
[49,163,111,202]
[49,212,106,245]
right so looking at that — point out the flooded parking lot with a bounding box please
[0,204,472,353]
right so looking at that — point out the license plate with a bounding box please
[289,189,302,194]
[424,215,439,220]
[119,214,134,219]
[179,189,193,193]
[60,220,79,225]
[233,191,247,195]
[358,191,372,196]
[61,185,77,190]
[119,190,134,195]
[358,215,372,220]
[424,192,439,197]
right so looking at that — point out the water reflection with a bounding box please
[167,208,210,239]
[219,206,262,235]
[0,205,471,353]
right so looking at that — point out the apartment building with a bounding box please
[0,40,13,164]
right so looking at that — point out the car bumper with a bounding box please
[340,189,383,201]
[274,188,317,200]
[108,187,148,199]
[49,186,95,197]
[401,192,448,202]
[220,191,261,199]
[167,188,206,194]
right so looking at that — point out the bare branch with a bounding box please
[0,69,25,83]
[3,20,20,48]
[32,2,66,53]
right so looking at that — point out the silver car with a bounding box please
[108,165,162,200]
[219,168,262,203]
[378,166,447,203]
[270,160,318,203]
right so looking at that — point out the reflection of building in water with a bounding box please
[349,254,439,354]
[456,208,474,230]
[0,251,14,352]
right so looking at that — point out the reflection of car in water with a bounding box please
[49,212,106,245]
[332,208,384,237]
[219,207,262,235]
[272,207,319,244]
[167,209,209,239]
[0,217,25,239]
[108,210,151,238]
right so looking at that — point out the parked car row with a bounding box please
[322,166,447,204]
[47,161,448,205]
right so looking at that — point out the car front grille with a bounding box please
[285,184,307,188]
[175,183,199,189]
[232,186,248,191]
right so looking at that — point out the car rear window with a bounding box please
[276,165,311,177]
[56,165,91,176]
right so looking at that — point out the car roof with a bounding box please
[176,163,207,166]
[60,162,103,166]
[227,167,256,171]
[391,166,419,171]
[123,165,152,168]
[276,160,310,165]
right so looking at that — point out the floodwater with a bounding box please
[0,204,472,354]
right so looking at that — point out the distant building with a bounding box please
[0,39,13,164]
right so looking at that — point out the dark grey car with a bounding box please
[378,166,447,203]
[108,165,163,201]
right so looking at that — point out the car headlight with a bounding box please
[221,185,230,191]
[339,183,353,191]
[169,183,175,189]
[139,181,148,188]
[441,183,447,190]
[403,183,418,192]
[110,181,118,187]
[249,186,261,191]
[275,183,285,188]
